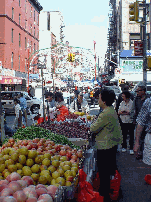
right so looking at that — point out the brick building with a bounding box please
[0,0,42,88]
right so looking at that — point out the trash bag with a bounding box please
[77,169,104,202]
[145,174,151,185]
[110,170,121,200]
[57,105,69,122]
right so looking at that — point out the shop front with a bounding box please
[0,69,26,91]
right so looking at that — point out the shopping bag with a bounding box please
[145,174,151,185]
[77,169,104,202]
[110,170,121,200]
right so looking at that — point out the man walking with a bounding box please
[134,97,151,165]
[19,93,27,126]
[131,85,150,160]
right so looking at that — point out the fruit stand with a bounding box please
[0,109,97,201]
[0,124,87,201]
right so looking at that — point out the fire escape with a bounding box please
[105,0,118,80]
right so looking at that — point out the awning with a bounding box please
[0,76,22,84]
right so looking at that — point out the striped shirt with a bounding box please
[136,97,151,133]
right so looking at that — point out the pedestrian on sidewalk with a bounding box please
[19,93,27,127]
[12,98,21,130]
[134,97,151,165]
[130,84,150,160]
[118,90,135,155]
[90,88,122,202]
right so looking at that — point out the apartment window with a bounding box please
[11,29,14,43]
[25,4,27,13]
[34,27,35,36]
[11,52,14,69]
[19,14,21,26]
[37,14,39,25]
[12,8,14,20]
[31,7,32,17]
[25,20,27,29]
[25,37,27,49]
[25,58,27,72]
[19,55,20,70]
[30,41,32,52]
[34,43,36,53]
[30,24,32,34]
[34,10,35,21]
[19,33,21,47]
[19,0,21,7]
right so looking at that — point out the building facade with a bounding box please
[0,0,42,85]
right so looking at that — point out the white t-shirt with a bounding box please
[118,99,133,123]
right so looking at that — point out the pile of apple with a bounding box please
[0,172,58,201]
[0,138,83,187]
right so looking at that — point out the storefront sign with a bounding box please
[121,59,143,73]
[0,77,22,84]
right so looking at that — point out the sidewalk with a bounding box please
[116,150,151,202]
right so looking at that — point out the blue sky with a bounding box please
[38,0,110,66]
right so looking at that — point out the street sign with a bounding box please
[134,41,143,56]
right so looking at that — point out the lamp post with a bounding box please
[94,41,96,81]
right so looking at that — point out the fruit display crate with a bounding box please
[54,156,85,201]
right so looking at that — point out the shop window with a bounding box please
[19,14,21,26]
[11,28,14,43]
[19,33,21,47]
[11,52,14,69]
[19,55,20,70]
[12,7,14,20]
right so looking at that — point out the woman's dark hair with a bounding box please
[122,90,131,99]
[101,89,115,106]
[45,92,54,99]
[55,92,64,102]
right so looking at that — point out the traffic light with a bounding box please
[72,54,75,62]
[147,56,151,70]
[67,53,72,62]
[129,1,139,22]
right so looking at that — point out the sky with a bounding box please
[38,0,110,67]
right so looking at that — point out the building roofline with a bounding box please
[29,0,43,12]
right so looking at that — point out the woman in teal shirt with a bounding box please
[90,88,122,202]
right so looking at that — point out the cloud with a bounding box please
[91,15,107,23]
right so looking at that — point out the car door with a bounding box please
[1,92,14,113]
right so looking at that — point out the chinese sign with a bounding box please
[134,41,143,56]
[121,59,143,73]
[0,77,22,84]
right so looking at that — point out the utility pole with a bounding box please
[98,56,100,78]
[143,0,147,85]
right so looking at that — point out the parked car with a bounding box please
[1,91,41,115]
